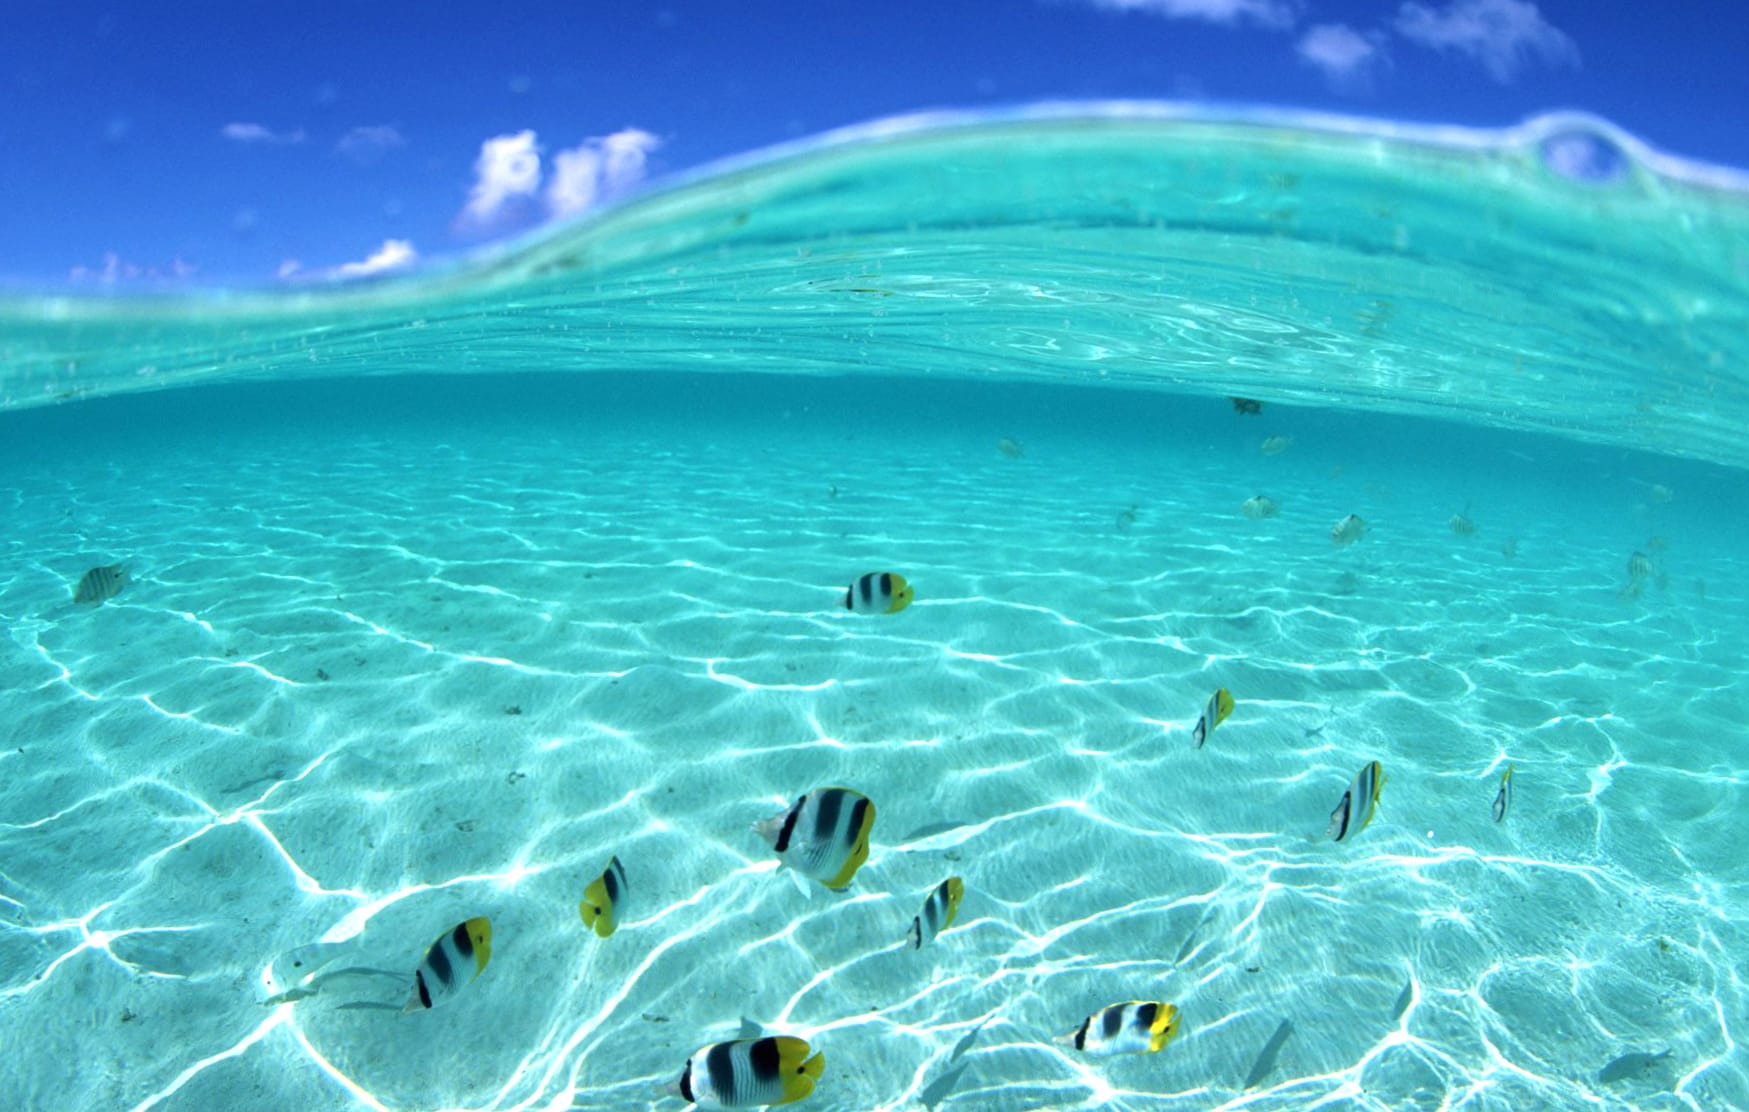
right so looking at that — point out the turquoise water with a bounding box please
[3,107,1748,1111]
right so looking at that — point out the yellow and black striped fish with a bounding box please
[843,571,913,615]
[402,917,491,1013]
[1328,760,1386,843]
[72,563,129,605]
[674,1035,824,1107]
[753,787,876,891]
[1191,688,1233,749]
[579,855,629,938]
[1491,765,1514,824]
[1060,1001,1181,1057]
[908,877,964,949]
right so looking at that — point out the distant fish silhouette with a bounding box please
[72,563,129,605]
[1241,495,1279,519]
[1449,512,1476,536]
[1260,435,1292,456]
[1330,514,1368,546]
[1391,980,1414,1021]
[1243,1018,1293,1089]
[1231,397,1263,415]
[1597,1048,1671,1085]
[997,437,1026,459]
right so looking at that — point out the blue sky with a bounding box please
[5,0,1746,289]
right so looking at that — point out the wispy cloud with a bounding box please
[545,129,661,219]
[70,253,197,284]
[1085,0,1300,30]
[337,125,406,164]
[329,239,417,279]
[1297,23,1386,88]
[1393,0,1577,82]
[458,130,542,229]
[221,122,306,145]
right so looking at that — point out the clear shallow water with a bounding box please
[2,108,1748,1112]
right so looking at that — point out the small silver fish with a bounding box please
[1330,514,1368,546]
[1241,495,1279,519]
[73,563,129,605]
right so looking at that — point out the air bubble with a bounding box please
[1536,125,1632,184]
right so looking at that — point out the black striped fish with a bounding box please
[674,1035,824,1107]
[1491,765,1514,824]
[1059,1001,1181,1057]
[402,917,491,1013]
[843,571,913,614]
[753,787,875,891]
[1328,760,1386,843]
[579,855,629,938]
[1191,688,1234,748]
[908,877,964,949]
[72,563,129,605]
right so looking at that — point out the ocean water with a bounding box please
[3,107,1748,1112]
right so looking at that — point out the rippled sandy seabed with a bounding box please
[2,373,1744,1112]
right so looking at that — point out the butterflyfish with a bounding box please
[674,1035,824,1107]
[1191,688,1234,749]
[1059,1001,1181,1057]
[908,877,964,949]
[1331,514,1368,546]
[1241,495,1279,519]
[1491,765,1514,824]
[1328,760,1385,843]
[753,787,875,891]
[402,917,491,1013]
[73,563,129,605]
[579,855,629,938]
[843,571,913,615]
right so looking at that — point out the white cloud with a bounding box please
[1086,0,1299,29]
[69,253,197,283]
[222,122,306,145]
[1297,23,1385,86]
[545,129,661,218]
[337,125,406,163]
[277,259,302,280]
[459,130,542,227]
[1393,0,1577,83]
[330,239,417,279]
